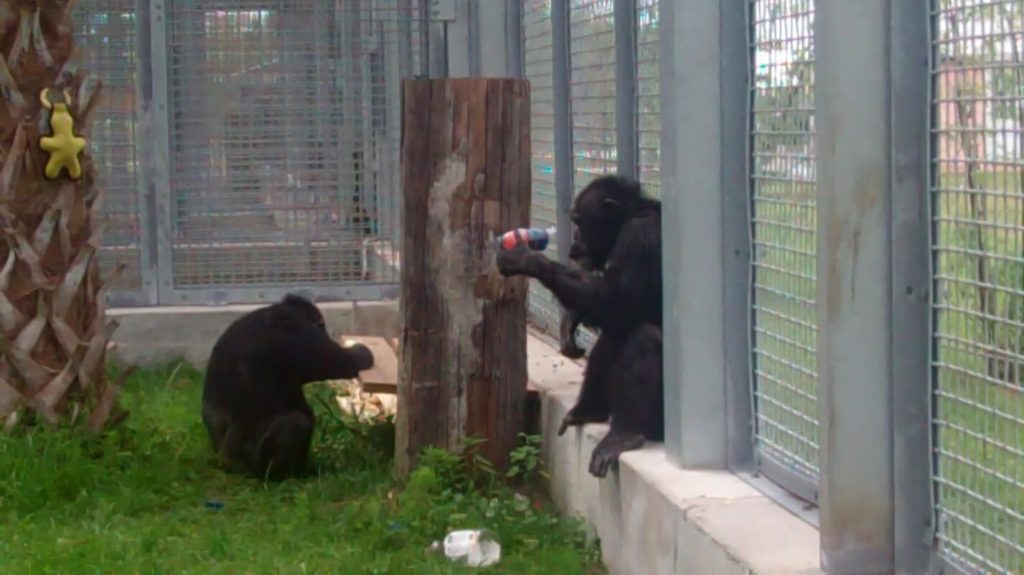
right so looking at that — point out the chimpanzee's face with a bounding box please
[570,181,625,269]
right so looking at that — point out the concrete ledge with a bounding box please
[109,300,399,368]
[527,333,822,575]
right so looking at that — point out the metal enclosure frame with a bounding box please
[105,0,428,306]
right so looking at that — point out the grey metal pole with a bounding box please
[815,0,924,569]
[891,0,934,571]
[127,0,160,307]
[613,0,636,178]
[146,0,174,305]
[551,0,573,265]
[660,0,751,468]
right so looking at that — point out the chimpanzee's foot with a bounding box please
[589,432,646,478]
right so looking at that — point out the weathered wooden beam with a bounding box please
[395,78,531,477]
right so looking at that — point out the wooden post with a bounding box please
[396,78,531,478]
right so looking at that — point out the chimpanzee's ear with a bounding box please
[601,198,621,214]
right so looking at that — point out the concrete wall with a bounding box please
[109,300,400,368]
[526,335,822,575]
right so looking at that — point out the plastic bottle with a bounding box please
[431,529,501,567]
[496,226,556,251]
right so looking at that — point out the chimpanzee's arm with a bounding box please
[497,245,614,327]
[530,260,615,328]
[276,324,375,383]
[498,220,658,334]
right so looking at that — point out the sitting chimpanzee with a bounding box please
[201,294,375,481]
[498,175,662,478]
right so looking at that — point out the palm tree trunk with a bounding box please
[0,1,127,431]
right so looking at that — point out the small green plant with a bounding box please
[507,432,548,485]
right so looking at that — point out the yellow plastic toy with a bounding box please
[38,88,86,181]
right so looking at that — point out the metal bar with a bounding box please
[736,469,820,528]
[757,448,820,507]
[146,0,174,304]
[890,0,934,571]
[163,284,400,307]
[926,4,946,573]
[128,0,158,306]
[721,0,753,470]
[427,0,447,77]
[467,0,479,76]
[660,0,734,467]
[815,0,895,570]
[551,0,573,265]
[505,1,523,79]
[476,0,514,76]
[634,0,660,196]
[446,0,471,76]
[613,0,636,178]
[926,2,942,571]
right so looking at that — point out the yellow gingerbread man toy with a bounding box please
[38,88,86,181]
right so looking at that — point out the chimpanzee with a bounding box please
[201,293,375,481]
[498,174,663,478]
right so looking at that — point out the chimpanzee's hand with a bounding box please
[496,243,546,278]
[343,341,375,371]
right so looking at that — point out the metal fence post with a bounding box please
[445,1,515,78]
[660,0,751,468]
[505,1,523,79]
[613,0,636,178]
[426,0,447,77]
[145,0,174,305]
[476,0,517,77]
[722,0,754,471]
[552,0,573,266]
[446,0,471,76]
[116,0,158,307]
[815,0,915,569]
[890,1,933,571]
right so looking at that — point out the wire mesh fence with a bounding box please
[163,0,418,291]
[522,0,562,336]
[568,0,617,349]
[636,0,660,197]
[748,0,819,485]
[931,1,1024,572]
[73,1,144,294]
[569,0,617,196]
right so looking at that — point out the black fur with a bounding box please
[201,294,374,481]
[558,238,593,360]
[498,175,663,478]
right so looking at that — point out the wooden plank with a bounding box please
[342,335,399,395]
[395,78,531,478]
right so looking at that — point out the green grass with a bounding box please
[751,171,1024,571]
[0,365,603,575]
